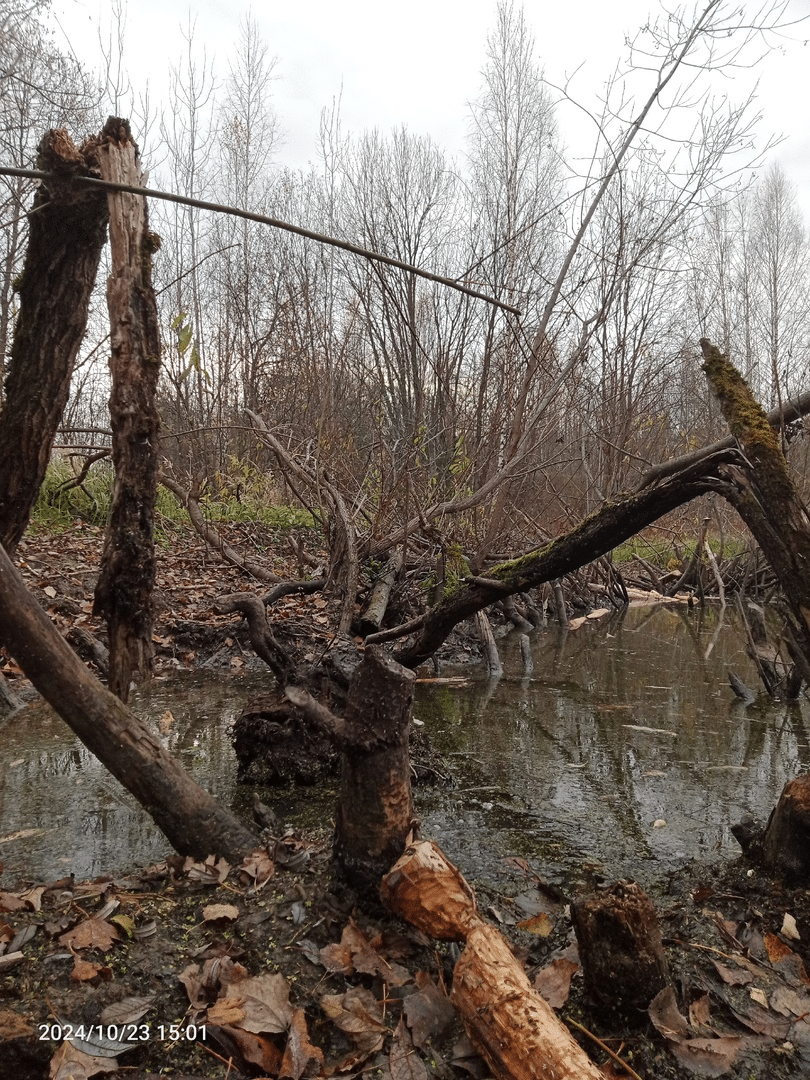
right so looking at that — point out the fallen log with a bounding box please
[381,838,603,1080]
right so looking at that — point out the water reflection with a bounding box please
[417,604,810,887]
[1,605,807,888]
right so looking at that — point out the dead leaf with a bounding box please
[516,911,555,936]
[321,986,387,1056]
[668,1036,744,1077]
[711,959,753,987]
[208,997,247,1026]
[390,1017,428,1080]
[533,957,580,1010]
[649,987,689,1040]
[0,891,27,912]
[49,1041,118,1079]
[207,1023,284,1075]
[59,919,119,952]
[202,903,240,923]
[99,996,155,1026]
[320,920,410,986]
[280,1007,324,1080]
[765,932,794,964]
[232,972,294,1034]
[71,957,105,983]
[402,972,456,1050]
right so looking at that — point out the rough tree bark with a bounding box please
[286,648,416,889]
[0,129,109,555]
[92,118,162,702]
[0,539,257,862]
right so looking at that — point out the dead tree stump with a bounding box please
[571,880,671,1020]
[762,775,810,880]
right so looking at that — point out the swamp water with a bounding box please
[1,603,808,888]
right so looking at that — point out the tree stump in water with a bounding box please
[571,879,671,1020]
[762,775,810,880]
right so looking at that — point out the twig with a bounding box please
[564,1017,644,1080]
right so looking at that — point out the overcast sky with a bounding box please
[47,0,810,218]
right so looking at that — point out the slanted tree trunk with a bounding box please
[92,118,162,702]
[699,338,810,667]
[0,539,257,861]
[0,129,108,555]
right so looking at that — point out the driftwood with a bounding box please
[571,880,671,1020]
[359,552,402,637]
[381,839,603,1080]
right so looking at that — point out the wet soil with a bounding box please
[2,523,810,1078]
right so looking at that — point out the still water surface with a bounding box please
[1,603,808,888]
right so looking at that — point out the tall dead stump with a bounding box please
[93,117,162,701]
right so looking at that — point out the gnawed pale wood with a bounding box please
[382,840,603,1080]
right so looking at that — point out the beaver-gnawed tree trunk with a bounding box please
[0,128,109,555]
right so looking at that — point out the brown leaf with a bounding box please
[516,911,555,937]
[207,1022,284,1074]
[59,918,119,952]
[322,920,410,986]
[390,1018,428,1080]
[668,1036,744,1077]
[0,891,27,912]
[648,987,689,1040]
[764,931,793,964]
[321,986,387,1057]
[49,1040,118,1079]
[233,972,294,1034]
[280,1007,324,1080]
[202,903,240,923]
[71,957,104,983]
[533,957,580,1011]
[711,959,753,987]
[99,996,155,1026]
[402,973,456,1051]
[208,997,247,1026]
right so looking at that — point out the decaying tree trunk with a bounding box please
[761,776,810,880]
[571,880,671,1020]
[381,839,603,1080]
[92,118,162,702]
[0,539,257,862]
[287,648,416,889]
[0,128,109,555]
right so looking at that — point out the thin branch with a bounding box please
[0,165,521,315]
